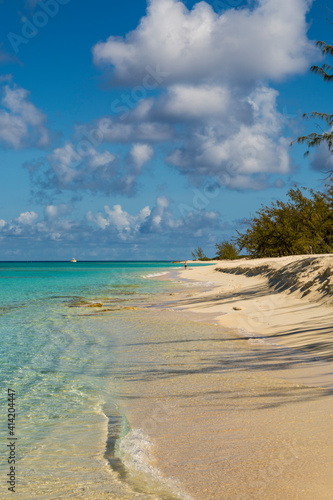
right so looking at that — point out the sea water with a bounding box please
[2,262,332,500]
[0,261,212,500]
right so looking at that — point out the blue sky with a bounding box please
[0,0,332,260]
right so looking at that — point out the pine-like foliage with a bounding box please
[215,241,239,260]
[296,40,333,157]
[191,247,209,260]
[236,186,333,257]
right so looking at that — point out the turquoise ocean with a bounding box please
[0,261,214,500]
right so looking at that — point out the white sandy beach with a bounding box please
[124,255,333,500]
[178,254,333,364]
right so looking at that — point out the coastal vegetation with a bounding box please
[192,185,333,260]
[191,247,210,261]
[236,186,333,257]
[191,242,240,260]
[215,240,239,260]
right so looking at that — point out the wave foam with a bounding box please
[116,427,193,500]
[142,272,170,279]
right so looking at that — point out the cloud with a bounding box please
[89,150,115,168]
[0,82,50,149]
[120,83,291,188]
[0,206,77,242]
[129,143,154,171]
[74,83,291,190]
[309,138,333,174]
[0,198,223,260]
[48,143,82,184]
[85,196,222,244]
[0,211,39,237]
[25,141,144,197]
[0,47,16,65]
[158,84,230,120]
[23,0,316,198]
[88,0,316,191]
[84,196,221,243]
[16,211,38,225]
[93,0,314,86]
[44,204,72,220]
[76,118,173,143]
[139,195,171,233]
[166,86,291,185]
[45,143,116,185]
[87,204,151,238]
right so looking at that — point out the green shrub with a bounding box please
[215,241,239,260]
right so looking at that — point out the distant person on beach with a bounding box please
[184,261,187,270]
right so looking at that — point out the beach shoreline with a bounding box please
[177,255,333,361]
[123,255,333,499]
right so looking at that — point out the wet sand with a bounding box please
[120,257,333,499]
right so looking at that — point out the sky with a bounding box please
[0,0,332,261]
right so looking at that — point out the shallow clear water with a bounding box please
[0,262,212,499]
[1,262,332,500]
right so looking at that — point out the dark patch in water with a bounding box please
[67,297,91,307]
[0,305,23,316]
[104,415,183,500]
[104,415,129,481]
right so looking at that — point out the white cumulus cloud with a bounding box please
[0,83,50,149]
[130,144,154,170]
[86,204,151,238]
[93,0,314,85]
[89,0,316,190]
[44,204,72,221]
[166,85,291,187]
[16,211,39,225]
